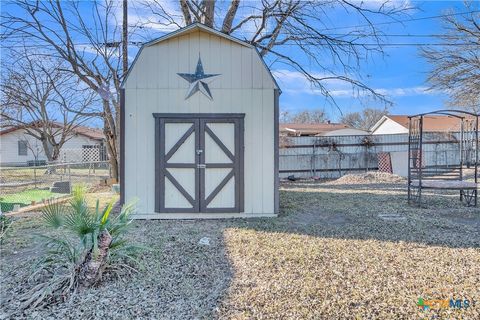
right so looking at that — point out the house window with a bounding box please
[18,140,28,156]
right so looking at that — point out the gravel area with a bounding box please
[326,172,406,184]
[1,180,479,319]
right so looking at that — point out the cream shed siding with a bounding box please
[123,25,278,218]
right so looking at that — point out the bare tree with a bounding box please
[279,110,290,123]
[1,0,128,179]
[1,49,96,162]
[142,0,411,105]
[422,4,480,112]
[1,0,411,179]
[288,109,328,124]
[341,107,389,130]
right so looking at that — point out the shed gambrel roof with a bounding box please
[121,23,280,91]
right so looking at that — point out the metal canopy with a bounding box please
[409,109,479,118]
[407,109,479,207]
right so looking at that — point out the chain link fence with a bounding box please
[0,161,112,213]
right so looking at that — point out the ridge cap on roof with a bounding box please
[144,22,253,49]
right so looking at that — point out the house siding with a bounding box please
[0,129,101,166]
[372,118,409,135]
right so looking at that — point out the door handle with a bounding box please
[197,164,206,169]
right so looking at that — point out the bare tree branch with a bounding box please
[142,0,411,109]
[1,0,124,178]
[422,4,480,112]
[0,47,96,162]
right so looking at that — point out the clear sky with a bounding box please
[2,0,474,123]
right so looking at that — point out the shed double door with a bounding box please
[155,114,244,213]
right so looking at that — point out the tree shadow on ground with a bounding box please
[237,183,480,250]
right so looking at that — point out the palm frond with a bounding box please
[108,199,137,237]
[36,234,81,264]
[100,199,115,227]
[25,192,143,311]
[63,201,96,241]
[69,184,88,213]
[41,200,64,229]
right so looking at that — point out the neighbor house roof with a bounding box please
[370,115,464,133]
[280,123,351,136]
[0,122,104,141]
[121,22,280,91]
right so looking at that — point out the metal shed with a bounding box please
[120,23,280,219]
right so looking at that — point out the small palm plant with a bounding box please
[21,186,142,310]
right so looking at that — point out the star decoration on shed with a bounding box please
[177,57,220,100]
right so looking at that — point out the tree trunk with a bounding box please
[78,229,112,289]
[102,100,120,181]
[203,0,215,27]
[41,138,54,162]
[221,0,240,33]
[51,145,61,161]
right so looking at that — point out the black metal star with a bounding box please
[177,57,220,100]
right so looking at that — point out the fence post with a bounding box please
[338,151,342,177]
[68,164,72,193]
[311,142,316,178]
[364,146,368,172]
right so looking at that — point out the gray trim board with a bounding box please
[154,113,245,214]
[155,118,162,211]
[120,88,125,205]
[274,89,280,214]
[165,124,195,161]
[157,118,199,213]
[153,113,245,119]
[238,117,244,212]
[204,126,234,161]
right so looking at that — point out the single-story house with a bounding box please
[370,115,463,135]
[280,123,369,136]
[0,122,105,166]
[121,23,279,219]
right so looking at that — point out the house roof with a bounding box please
[371,115,465,133]
[280,123,351,136]
[0,122,104,141]
[121,22,280,91]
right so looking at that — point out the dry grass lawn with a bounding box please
[1,178,479,319]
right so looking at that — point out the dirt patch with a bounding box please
[327,171,406,185]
